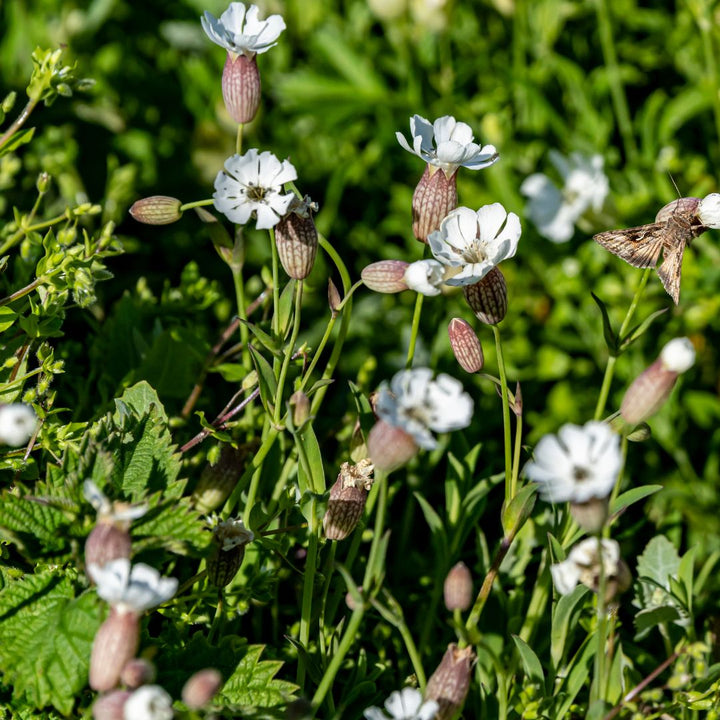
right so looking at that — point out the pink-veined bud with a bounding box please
[275,198,319,280]
[182,668,223,709]
[92,690,131,720]
[448,318,484,373]
[361,260,410,293]
[129,196,182,225]
[443,562,473,612]
[366,419,419,473]
[206,518,254,587]
[85,522,132,570]
[89,609,141,692]
[120,657,156,689]
[425,644,475,720]
[463,267,507,325]
[222,52,261,124]
[412,165,458,243]
[328,279,342,316]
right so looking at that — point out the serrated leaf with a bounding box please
[512,634,545,685]
[636,535,680,592]
[590,292,618,355]
[132,496,210,555]
[219,644,298,708]
[0,571,101,714]
[0,494,71,553]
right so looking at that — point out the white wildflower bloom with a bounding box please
[427,205,521,286]
[403,259,446,296]
[375,368,473,450]
[123,684,174,720]
[524,421,621,503]
[83,480,148,523]
[520,152,608,243]
[201,2,286,57]
[364,687,439,720]
[698,192,720,229]
[213,149,297,229]
[89,558,178,615]
[660,337,695,373]
[0,403,37,446]
[396,115,498,175]
[550,538,622,595]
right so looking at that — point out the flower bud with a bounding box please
[275,203,319,280]
[323,460,375,541]
[92,690,131,720]
[222,52,261,124]
[698,193,720,229]
[328,279,342,316]
[448,318,484,373]
[412,165,458,243]
[361,260,411,293]
[655,197,700,223]
[85,522,132,570]
[120,658,156,689]
[36,172,51,193]
[206,518,254,587]
[620,337,695,425]
[192,442,256,514]
[367,419,419,473]
[182,668,223,709]
[443,562,473,611]
[89,608,141,692]
[289,390,310,427]
[425,644,475,720]
[129,196,183,225]
[569,496,609,535]
[463,267,507,325]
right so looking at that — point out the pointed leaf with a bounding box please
[609,485,662,518]
[249,345,277,415]
[591,292,618,355]
[512,634,545,685]
[551,585,589,668]
[619,307,668,350]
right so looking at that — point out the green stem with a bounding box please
[592,536,609,704]
[208,591,225,644]
[179,198,214,212]
[593,268,651,420]
[0,97,38,149]
[236,123,243,155]
[297,516,319,687]
[231,263,251,372]
[518,549,550,644]
[274,281,303,425]
[364,473,388,588]
[510,410,523,498]
[269,228,280,336]
[594,0,637,162]
[492,325,513,504]
[696,3,720,163]
[0,275,47,307]
[318,542,337,656]
[406,292,424,368]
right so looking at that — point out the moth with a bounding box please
[593,198,707,304]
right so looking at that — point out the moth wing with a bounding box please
[656,244,685,305]
[593,223,665,268]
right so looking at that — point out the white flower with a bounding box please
[123,684,174,720]
[427,205,521,286]
[396,115,498,175]
[201,2,286,57]
[660,337,695,373]
[89,558,178,615]
[524,421,621,504]
[698,192,720,229]
[83,480,148,523]
[403,259,446,296]
[520,152,608,243]
[0,403,37,446]
[550,538,622,595]
[213,149,297,229]
[364,687,439,720]
[375,368,473,450]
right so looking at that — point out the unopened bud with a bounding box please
[222,52,261,124]
[620,337,695,425]
[448,318,483,373]
[289,390,310,427]
[85,522,132,570]
[425,644,475,720]
[655,197,700,224]
[569,496,609,535]
[89,609,141,692]
[182,668,223,709]
[275,199,319,280]
[328,279,342,316]
[206,518,254,587]
[120,658,156,689]
[92,690,131,720]
[367,419,419,473]
[323,460,374,541]
[129,196,183,225]
[412,165,458,243]
[463,267,507,325]
[36,172,51,193]
[443,562,473,611]
[361,260,410,293]
[192,442,257,513]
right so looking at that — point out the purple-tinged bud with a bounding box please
[569,496,609,535]
[192,443,256,514]
[328,279,342,316]
[182,668,223,709]
[620,337,696,425]
[655,197,701,223]
[129,196,183,225]
[367,419,419,473]
[323,459,375,541]
[425,644,475,720]
[92,690,131,720]
[412,165,458,243]
[85,522,132,570]
[463,267,507,325]
[361,260,410,293]
[275,198,319,280]
[120,657,156,689]
[289,390,310,427]
[448,318,484,373]
[89,608,140,692]
[443,562,473,611]
[223,52,261,124]
[206,518,254,587]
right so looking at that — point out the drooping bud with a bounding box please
[447,318,484,373]
[129,196,183,225]
[222,52,261,124]
[89,609,141,692]
[412,165,458,243]
[275,196,319,280]
[192,442,257,514]
[323,459,375,541]
[425,644,475,720]
[92,690,131,720]
[85,522,132,569]
[443,562,473,611]
[620,337,696,425]
[655,197,701,224]
[463,267,507,325]
[569,496,609,535]
[120,658,156,689]
[366,419,419,473]
[206,517,254,587]
[182,668,223,709]
[361,260,410,293]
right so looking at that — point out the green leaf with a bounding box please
[512,634,545,685]
[0,306,17,332]
[551,585,589,669]
[295,422,325,495]
[677,545,696,614]
[219,644,298,708]
[0,127,35,157]
[277,281,295,339]
[590,292,618,355]
[249,345,277,415]
[634,605,682,639]
[132,496,210,555]
[636,535,680,594]
[554,634,596,717]
[414,492,448,562]
[609,485,662,517]
[0,570,101,714]
[0,494,71,553]
[243,321,282,356]
[619,307,668,350]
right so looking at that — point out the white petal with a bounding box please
[551,560,580,595]
[699,193,720,229]
[432,116,459,145]
[91,558,131,604]
[660,337,695,372]
[0,403,37,446]
[404,260,444,296]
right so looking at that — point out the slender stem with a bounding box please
[518,549,550,644]
[236,123,243,155]
[0,98,38,149]
[406,292,424,368]
[594,0,637,162]
[179,198,214,212]
[363,474,388,588]
[208,591,225,644]
[465,536,512,635]
[270,228,280,336]
[297,513,319,687]
[318,543,337,656]
[0,275,47,307]
[510,411,523,497]
[592,536,608,704]
[696,3,720,164]
[492,326,513,504]
[274,281,303,424]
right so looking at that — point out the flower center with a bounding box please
[572,465,590,482]
[460,236,487,264]
[246,184,267,202]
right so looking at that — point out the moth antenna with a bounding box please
[667,172,682,200]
